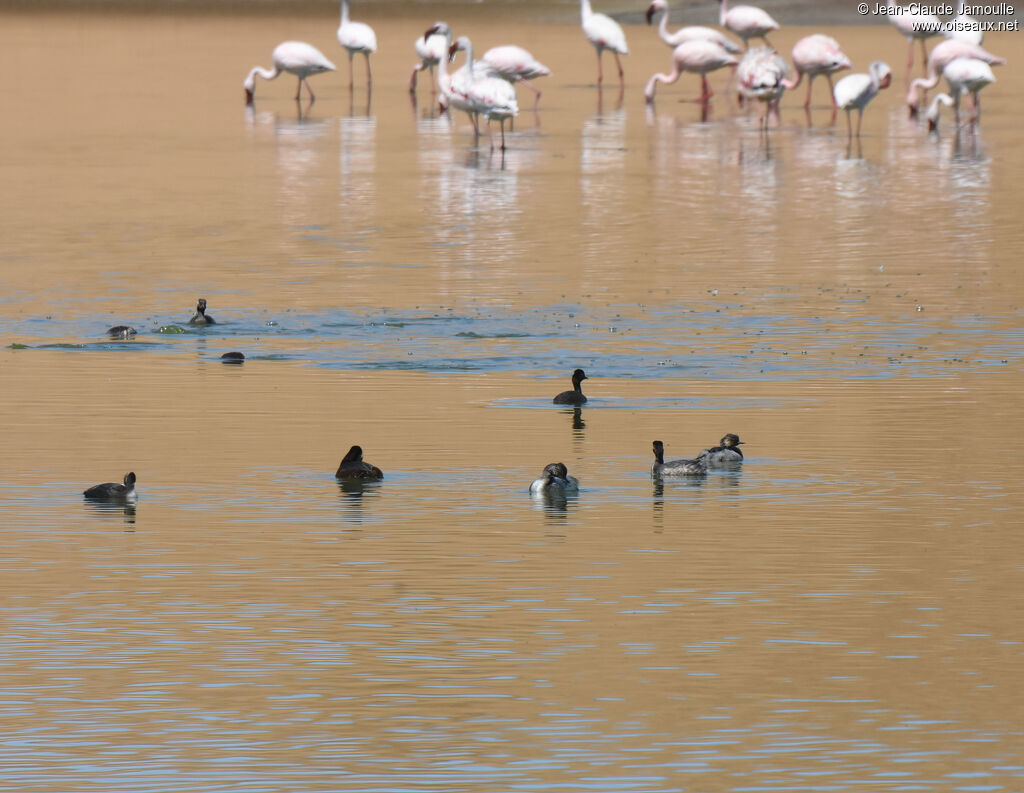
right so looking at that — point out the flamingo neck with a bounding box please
[581,0,593,22]
[340,0,349,24]
[245,64,279,92]
[656,7,672,46]
[719,0,729,26]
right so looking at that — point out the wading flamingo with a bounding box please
[782,34,852,108]
[337,0,376,90]
[410,26,448,92]
[478,46,551,110]
[644,39,739,103]
[718,0,779,49]
[737,46,789,130]
[834,60,893,140]
[451,37,519,149]
[887,0,943,77]
[581,0,629,89]
[243,41,336,104]
[928,56,995,127]
[646,0,741,53]
[906,38,1004,113]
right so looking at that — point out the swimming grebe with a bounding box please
[698,433,744,466]
[553,369,589,405]
[107,325,137,339]
[530,462,580,493]
[335,445,383,481]
[83,472,137,500]
[651,440,706,477]
[190,298,215,325]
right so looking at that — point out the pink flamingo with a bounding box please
[243,41,336,104]
[581,0,629,89]
[478,46,552,109]
[887,0,943,77]
[410,26,448,93]
[834,61,892,140]
[737,46,789,130]
[646,0,741,53]
[926,57,995,128]
[782,34,852,108]
[644,39,739,103]
[718,0,779,49]
[906,38,1004,113]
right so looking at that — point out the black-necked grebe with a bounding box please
[651,440,706,477]
[529,462,580,493]
[553,369,588,405]
[699,433,744,466]
[84,472,137,500]
[221,351,245,364]
[107,325,137,339]
[190,298,215,325]
[335,445,383,481]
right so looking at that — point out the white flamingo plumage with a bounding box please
[644,39,739,103]
[645,0,742,53]
[410,27,448,92]
[782,34,852,108]
[887,0,943,76]
[424,24,480,134]
[718,0,779,49]
[478,46,552,109]
[943,1,984,45]
[928,57,995,128]
[906,39,1004,112]
[243,41,336,104]
[581,0,629,89]
[737,46,789,129]
[834,60,893,140]
[449,36,519,149]
[337,0,377,90]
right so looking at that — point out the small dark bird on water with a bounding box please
[651,441,706,477]
[553,369,589,405]
[107,325,137,339]
[221,351,245,364]
[335,445,383,481]
[190,298,215,325]
[698,433,745,466]
[83,472,137,500]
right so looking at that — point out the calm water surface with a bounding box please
[2,6,1023,791]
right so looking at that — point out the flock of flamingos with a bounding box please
[242,0,1008,148]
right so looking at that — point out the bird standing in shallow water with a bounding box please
[718,0,779,49]
[337,0,377,91]
[651,441,706,477]
[581,0,629,90]
[335,445,383,481]
[243,41,336,104]
[834,61,892,140]
[644,39,739,103]
[782,34,852,109]
[84,472,137,500]
[553,369,589,405]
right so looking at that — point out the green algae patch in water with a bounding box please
[8,343,29,350]
[157,325,187,334]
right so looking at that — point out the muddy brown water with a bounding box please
[1,6,1023,791]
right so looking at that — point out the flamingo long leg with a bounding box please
[365,52,373,88]
[596,49,604,86]
[613,52,624,89]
